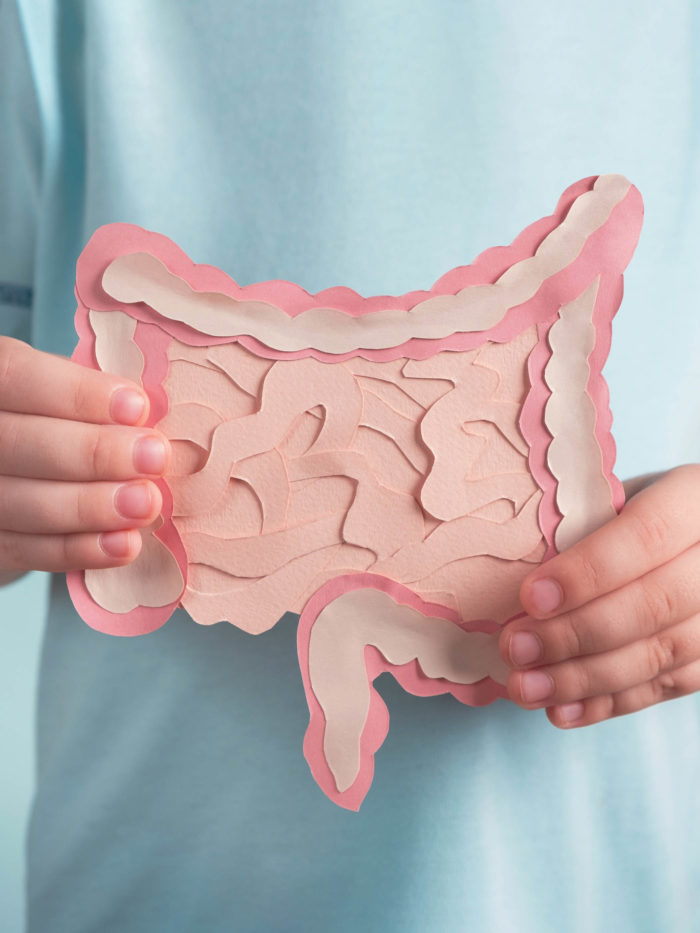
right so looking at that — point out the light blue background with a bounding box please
[2,2,700,932]
[1,575,46,933]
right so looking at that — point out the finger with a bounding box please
[0,527,143,572]
[0,476,162,533]
[506,613,700,708]
[547,656,700,728]
[520,464,700,618]
[0,412,169,481]
[501,541,700,668]
[0,336,149,425]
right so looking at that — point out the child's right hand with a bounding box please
[0,337,170,574]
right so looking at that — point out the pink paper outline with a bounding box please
[68,174,643,639]
[297,572,507,811]
[66,307,187,636]
[73,177,642,365]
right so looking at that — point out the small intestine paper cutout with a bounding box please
[68,174,643,809]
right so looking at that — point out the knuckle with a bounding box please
[645,634,677,678]
[650,670,683,703]
[59,533,72,569]
[639,579,675,628]
[558,613,585,658]
[571,662,594,699]
[599,693,617,719]
[84,427,114,478]
[0,533,20,571]
[59,532,84,570]
[568,549,603,596]
[628,508,671,559]
[74,484,95,529]
[0,413,21,463]
[611,688,643,718]
[71,369,94,421]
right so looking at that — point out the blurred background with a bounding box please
[1,574,47,933]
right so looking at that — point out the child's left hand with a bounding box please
[499,464,700,727]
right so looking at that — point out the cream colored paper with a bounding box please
[544,281,616,550]
[101,175,630,354]
[308,587,509,791]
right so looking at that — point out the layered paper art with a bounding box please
[68,174,643,809]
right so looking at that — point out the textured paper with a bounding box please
[67,174,643,809]
[300,576,509,808]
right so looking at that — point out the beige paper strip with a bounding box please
[85,518,185,613]
[89,309,144,385]
[101,175,631,354]
[308,587,509,792]
[544,280,616,550]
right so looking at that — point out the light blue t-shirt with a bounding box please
[2,2,699,931]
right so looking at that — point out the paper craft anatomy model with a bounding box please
[68,174,643,809]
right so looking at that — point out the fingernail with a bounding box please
[110,388,147,425]
[558,701,585,724]
[510,631,543,666]
[521,670,554,703]
[99,530,135,559]
[115,482,154,520]
[530,578,563,615]
[134,436,167,475]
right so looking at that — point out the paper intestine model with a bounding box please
[68,174,643,809]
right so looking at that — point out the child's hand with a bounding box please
[0,337,169,574]
[499,465,700,726]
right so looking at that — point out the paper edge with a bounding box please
[297,572,507,811]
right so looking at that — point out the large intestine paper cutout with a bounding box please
[68,174,643,810]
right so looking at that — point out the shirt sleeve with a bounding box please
[0,0,42,344]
